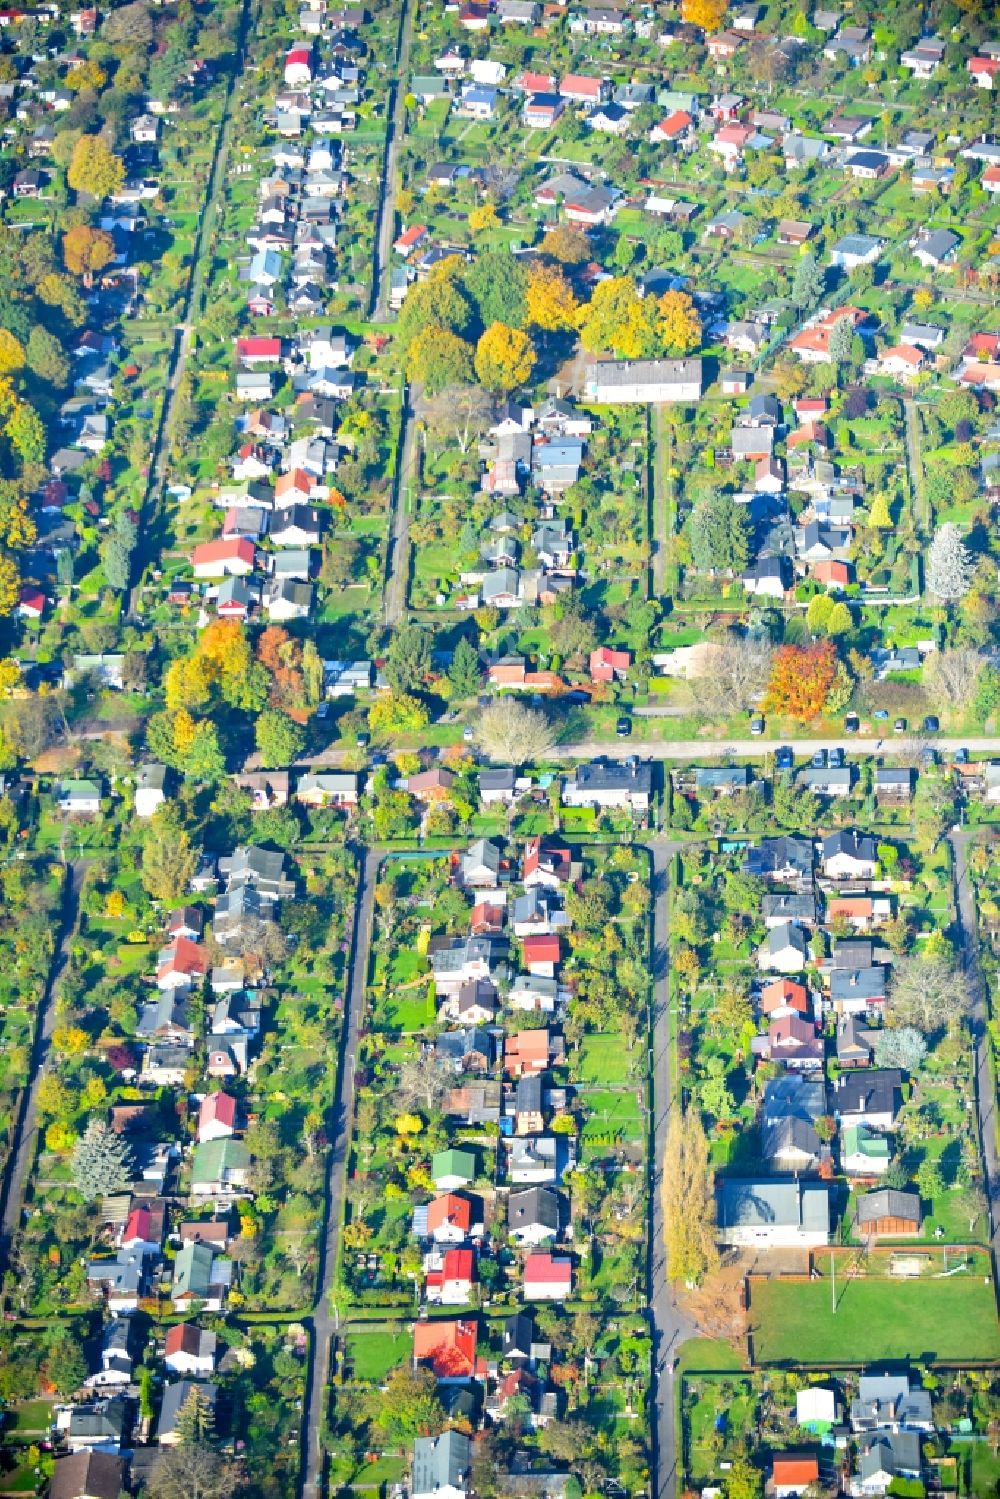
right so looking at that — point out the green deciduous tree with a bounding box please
[255,709,305,768]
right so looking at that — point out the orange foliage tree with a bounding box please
[681,0,728,29]
[763,640,836,721]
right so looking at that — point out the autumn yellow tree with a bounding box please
[66,59,106,92]
[164,654,213,712]
[62,225,116,286]
[474,322,536,392]
[657,289,702,356]
[468,203,500,233]
[0,331,25,376]
[662,1106,718,1286]
[526,263,579,331]
[681,0,728,31]
[577,276,662,358]
[67,135,125,201]
[540,224,591,264]
[0,554,19,616]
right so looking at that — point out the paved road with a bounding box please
[556,736,1000,762]
[648,839,697,1499]
[371,0,414,322]
[300,848,377,1499]
[0,860,86,1283]
[950,831,1000,1268]
[651,408,671,598]
[385,392,419,625]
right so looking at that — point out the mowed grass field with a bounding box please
[751,1267,1000,1365]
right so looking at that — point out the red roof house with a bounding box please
[813,559,851,588]
[198,1092,238,1144]
[17,586,45,620]
[191,537,256,578]
[393,224,429,257]
[425,1247,475,1304]
[651,109,692,142]
[426,1193,473,1242]
[523,1252,572,1300]
[772,1457,820,1496]
[236,336,282,364]
[412,1317,480,1378]
[522,933,560,976]
[157,936,208,990]
[589,646,631,683]
[523,835,572,888]
[760,978,810,1018]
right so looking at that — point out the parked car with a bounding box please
[923,715,940,733]
[844,713,860,733]
[811,749,827,768]
[775,746,793,770]
[749,715,765,736]
[874,709,889,721]
[893,718,907,734]
[955,747,969,765]
[616,716,632,737]
[829,747,845,768]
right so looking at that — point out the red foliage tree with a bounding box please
[763,640,836,721]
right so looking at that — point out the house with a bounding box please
[432,1148,477,1190]
[844,150,888,180]
[797,1386,840,1431]
[559,73,608,105]
[85,1319,134,1390]
[523,836,573,888]
[875,767,914,803]
[505,1027,556,1076]
[172,1239,231,1312]
[852,1375,934,1433]
[856,1188,921,1238]
[758,921,809,974]
[743,556,791,599]
[508,1186,562,1245]
[502,1309,551,1366]
[164,1322,217,1377]
[506,1133,571,1184]
[424,1192,477,1244]
[295,772,359,807]
[158,1381,218,1445]
[842,1125,890,1177]
[901,35,944,77]
[800,765,853,799]
[412,1430,471,1499]
[523,933,559,977]
[761,1075,825,1173]
[716,1179,830,1247]
[190,1137,252,1198]
[57,779,102,816]
[968,56,1000,87]
[829,1070,902,1131]
[138,764,170,821]
[745,836,813,884]
[763,1014,824,1071]
[583,359,702,404]
[778,219,814,246]
[191,538,256,578]
[650,109,692,143]
[156,936,207,991]
[836,1015,878,1068]
[460,838,502,888]
[198,1092,238,1143]
[394,224,429,258]
[828,895,892,932]
[856,1433,922,1494]
[426,1246,475,1304]
[412,1318,479,1381]
[772,1457,820,1497]
[789,307,866,364]
[911,227,960,268]
[508,974,558,1014]
[523,93,564,129]
[822,831,877,879]
[830,232,883,269]
[513,1073,545,1134]
[587,102,629,135]
[523,1252,572,1300]
[49,1453,126,1499]
[561,759,651,811]
[830,967,887,1016]
[760,978,810,1018]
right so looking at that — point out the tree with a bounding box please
[71,1117,134,1199]
[724,1459,763,1499]
[140,808,197,903]
[764,641,837,720]
[368,692,430,738]
[397,267,474,347]
[102,0,153,46]
[26,326,69,387]
[62,225,115,285]
[657,289,701,355]
[681,0,727,28]
[475,699,554,763]
[462,248,528,329]
[828,315,855,365]
[176,1386,217,1445]
[422,384,494,454]
[956,1184,988,1233]
[474,322,536,393]
[691,635,773,716]
[468,202,500,234]
[100,535,131,591]
[662,1107,717,1285]
[406,327,474,394]
[385,622,432,693]
[149,1444,238,1499]
[873,1026,927,1072]
[525,263,579,332]
[868,492,892,529]
[791,252,825,310]
[916,1157,944,1201]
[927,523,974,604]
[924,647,984,708]
[826,601,853,636]
[540,224,591,265]
[320,533,359,589]
[67,135,125,200]
[686,492,751,574]
[577,276,653,358]
[806,592,833,635]
[368,1366,445,1441]
[0,329,24,375]
[448,636,481,698]
[255,709,305,768]
[889,952,968,1032]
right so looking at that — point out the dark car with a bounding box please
[775,746,794,770]
[811,749,827,769]
[750,715,765,736]
[844,713,860,733]
[923,715,940,733]
[955,747,969,765]
[829,747,845,768]
[616,716,632,737]
[356,733,370,750]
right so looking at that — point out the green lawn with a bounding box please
[580,1088,644,1139]
[751,1268,1000,1364]
[577,1034,636,1087]
[345,1327,410,1381]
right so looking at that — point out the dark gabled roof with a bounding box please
[830,1068,902,1116]
[822,830,877,862]
[508,1185,561,1232]
[857,1188,920,1225]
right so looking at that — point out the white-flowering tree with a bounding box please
[927,523,974,603]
